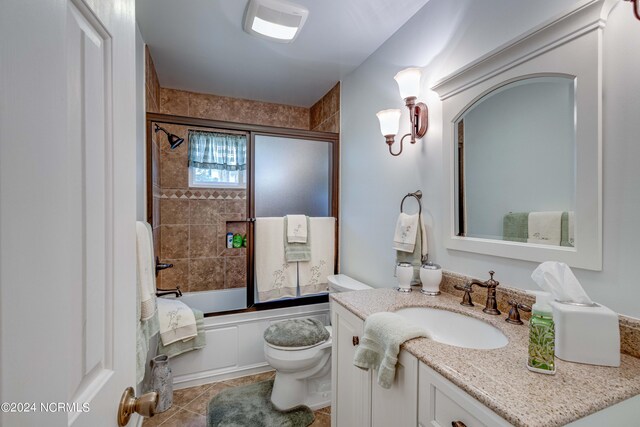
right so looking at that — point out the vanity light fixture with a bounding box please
[376,67,428,156]
[625,0,640,21]
[243,0,309,43]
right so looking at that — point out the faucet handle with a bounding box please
[486,270,499,288]
[454,283,474,307]
[505,300,531,325]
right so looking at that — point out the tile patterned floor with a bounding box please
[142,371,331,427]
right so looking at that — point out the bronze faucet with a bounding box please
[467,271,501,315]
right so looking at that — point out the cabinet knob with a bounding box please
[452,422,467,427]
[352,336,359,346]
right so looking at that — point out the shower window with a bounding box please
[189,166,246,188]
[188,130,247,188]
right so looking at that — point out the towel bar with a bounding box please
[400,190,422,216]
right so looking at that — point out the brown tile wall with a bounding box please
[153,123,248,293]
[159,88,311,130]
[145,48,339,294]
[310,83,340,133]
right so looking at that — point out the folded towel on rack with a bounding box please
[158,308,206,358]
[396,214,427,284]
[353,312,428,389]
[299,217,335,296]
[527,211,562,246]
[393,213,419,253]
[503,212,529,243]
[284,216,311,262]
[256,218,298,302]
[157,298,198,346]
[286,214,308,243]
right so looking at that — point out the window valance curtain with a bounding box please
[188,131,247,171]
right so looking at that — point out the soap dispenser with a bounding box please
[527,291,556,375]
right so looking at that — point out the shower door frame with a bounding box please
[146,112,340,314]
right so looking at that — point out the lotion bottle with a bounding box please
[527,291,556,375]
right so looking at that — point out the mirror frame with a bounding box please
[432,0,618,271]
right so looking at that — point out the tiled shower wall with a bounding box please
[145,47,339,293]
[310,83,340,133]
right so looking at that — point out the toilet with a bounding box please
[264,274,372,410]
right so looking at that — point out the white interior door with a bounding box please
[0,0,137,426]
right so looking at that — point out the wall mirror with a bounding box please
[433,0,617,271]
[454,76,576,247]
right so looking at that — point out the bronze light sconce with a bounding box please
[377,67,428,156]
[625,0,640,21]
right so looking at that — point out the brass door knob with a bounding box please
[452,421,467,427]
[117,387,158,426]
[352,336,359,346]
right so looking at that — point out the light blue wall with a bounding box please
[340,0,640,318]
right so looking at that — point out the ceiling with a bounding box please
[136,0,430,107]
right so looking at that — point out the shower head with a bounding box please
[154,124,184,149]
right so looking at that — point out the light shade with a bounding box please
[243,0,309,43]
[394,67,422,100]
[376,109,401,136]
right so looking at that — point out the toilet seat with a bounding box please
[265,326,332,351]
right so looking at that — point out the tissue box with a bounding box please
[550,301,620,367]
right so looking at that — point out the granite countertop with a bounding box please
[331,288,640,427]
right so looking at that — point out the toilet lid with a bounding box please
[264,318,330,348]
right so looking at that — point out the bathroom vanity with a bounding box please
[330,289,640,427]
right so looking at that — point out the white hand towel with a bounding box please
[393,213,419,253]
[299,217,335,295]
[527,211,562,246]
[353,312,428,389]
[157,298,197,346]
[286,214,308,243]
[420,213,428,261]
[256,218,298,302]
[136,221,157,321]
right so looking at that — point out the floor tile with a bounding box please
[222,370,275,387]
[317,405,331,415]
[310,411,331,427]
[172,383,212,407]
[161,409,206,427]
[184,382,231,415]
[142,404,181,427]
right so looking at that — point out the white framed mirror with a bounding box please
[432,0,618,271]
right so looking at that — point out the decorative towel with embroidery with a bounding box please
[392,213,419,253]
[157,298,198,346]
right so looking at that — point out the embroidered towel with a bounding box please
[284,216,311,262]
[392,213,419,253]
[353,312,428,389]
[157,298,198,346]
[136,221,157,321]
[256,218,298,302]
[158,308,206,358]
[396,214,427,284]
[299,217,335,296]
[527,211,562,246]
[286,214,308,243]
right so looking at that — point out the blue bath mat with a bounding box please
[207,379,314,427]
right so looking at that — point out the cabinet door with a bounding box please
[371,350,418,427]
[418,363,513,427]
[332,303,371,427]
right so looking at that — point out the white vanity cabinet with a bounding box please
[331,302,371,427]
[418,363,512,427]
[331,303,418,427]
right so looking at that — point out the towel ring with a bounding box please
[400,190,423,216]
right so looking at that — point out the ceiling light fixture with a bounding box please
[376,67,429,156]
[243,0,309,43]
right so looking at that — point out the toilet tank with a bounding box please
[327,274,372,293]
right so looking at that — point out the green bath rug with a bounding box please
[207,379,315,427]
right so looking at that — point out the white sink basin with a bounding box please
[394,307,508,350]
